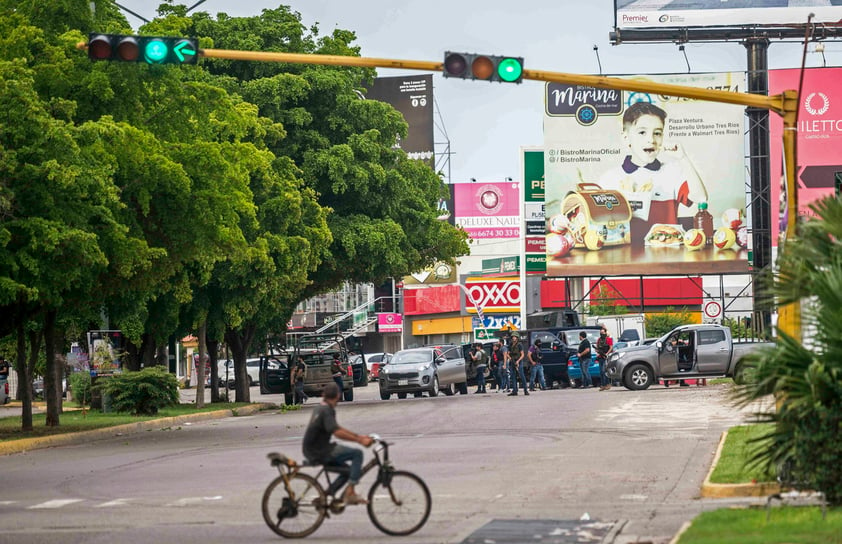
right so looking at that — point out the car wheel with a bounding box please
[227,380,236,390]
[397,392,407,399]
[379,390,390,400]
[283,393,293,405]
[429,375,439,397]
[343,388,354,402]
[441,384,454,396]
[457,381,468,395]
[248,376,256,386]
[624,363,654,390]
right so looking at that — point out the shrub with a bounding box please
[68,372,92,407]
[95,366,179,415]
[644,307,695,338]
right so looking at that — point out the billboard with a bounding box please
[523,147,547,274]
[769,67,842,246]
[615,0,842,29]
[365,75,434,165]
[544,72,749,277]
[453,181,520,239]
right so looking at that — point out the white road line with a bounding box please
[0,501,17,506]
[28,499,84,509]
[95,498,133,507]
[166,495,223,506]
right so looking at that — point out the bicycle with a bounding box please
[262,434,431,538]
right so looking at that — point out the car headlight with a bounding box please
[609,352,625,362]
[417,363,431,372]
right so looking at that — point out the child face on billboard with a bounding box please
[624,114,664,167]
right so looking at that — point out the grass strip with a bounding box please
[709,423,776,484]
[0,402,253,442]
[677,506,842,544]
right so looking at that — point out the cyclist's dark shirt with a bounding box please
[302,403,339,462]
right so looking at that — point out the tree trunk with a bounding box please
[208,338,220,403]
[123,341,141,372]
[44,309,60,427]
[140,334,156,368]
[17,321,33,432]
[196,322,207,409]
[224,324,255,403]
[155,343,168,367]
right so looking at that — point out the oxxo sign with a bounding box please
[464,278,520,313]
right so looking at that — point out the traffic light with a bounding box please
[87,33,198,65]
[442,51,524,83]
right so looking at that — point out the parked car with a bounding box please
[0,378,9,405]
[32,377,67,398]
[606,324,774,390]
[349,352,392,381]
[378,345,468,400]
[224,358,263,389]
[566,353,600,387]
[346,353,375,387]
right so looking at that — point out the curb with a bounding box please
[699,430,780,498]
[0,402,277,456]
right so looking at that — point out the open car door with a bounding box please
[260,351,292,404]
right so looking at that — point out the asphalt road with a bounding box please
[1,382,762,544]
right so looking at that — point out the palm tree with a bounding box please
[734,195,842,505]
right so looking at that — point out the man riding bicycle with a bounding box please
[302,382,373,505]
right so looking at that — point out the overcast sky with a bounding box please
[116,1,841,184]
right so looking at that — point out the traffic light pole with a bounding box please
[80,40,802,339]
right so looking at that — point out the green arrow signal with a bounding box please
[174,40,196,63]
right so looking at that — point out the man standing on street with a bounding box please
[577,331,593,388]
[0,356,9,381]
[507,333,529,396]
[302,383,373,505]
[528,338,546,391]
[596,325,614,391]
[473,343,488,394]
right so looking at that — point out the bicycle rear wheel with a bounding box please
[367,470,431,536]
[262,473,327,538]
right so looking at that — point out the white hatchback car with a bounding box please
[221,358,263,389]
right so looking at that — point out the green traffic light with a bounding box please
[497,58,523,82]
[144,39,168,64]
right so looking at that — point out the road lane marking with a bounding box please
[28,499,84,509]
[95,498,132,507]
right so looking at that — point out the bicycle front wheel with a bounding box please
[262,473,327,538]
[367,470,431,536]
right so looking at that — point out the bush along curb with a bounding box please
[0,403,277,456]
[700,430,781,498]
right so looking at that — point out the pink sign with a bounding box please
[769,67,842,246]
[377,313,403,333]
[453,182,520,239]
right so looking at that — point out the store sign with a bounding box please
[464,277,520,313]
[377,313,403,333]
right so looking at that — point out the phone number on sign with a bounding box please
[468,228,520,239]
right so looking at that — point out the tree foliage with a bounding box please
[0,1,467,417]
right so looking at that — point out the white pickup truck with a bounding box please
[605,324,773,390]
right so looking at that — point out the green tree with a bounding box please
[735,195,842,505]
[190,6,469,295]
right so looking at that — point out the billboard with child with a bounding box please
[543,71,749,277]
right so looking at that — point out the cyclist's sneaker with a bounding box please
[343,493,368,506]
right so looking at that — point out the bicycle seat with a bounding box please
[267,452,296,468]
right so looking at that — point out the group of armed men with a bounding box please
[466,326,615,395]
